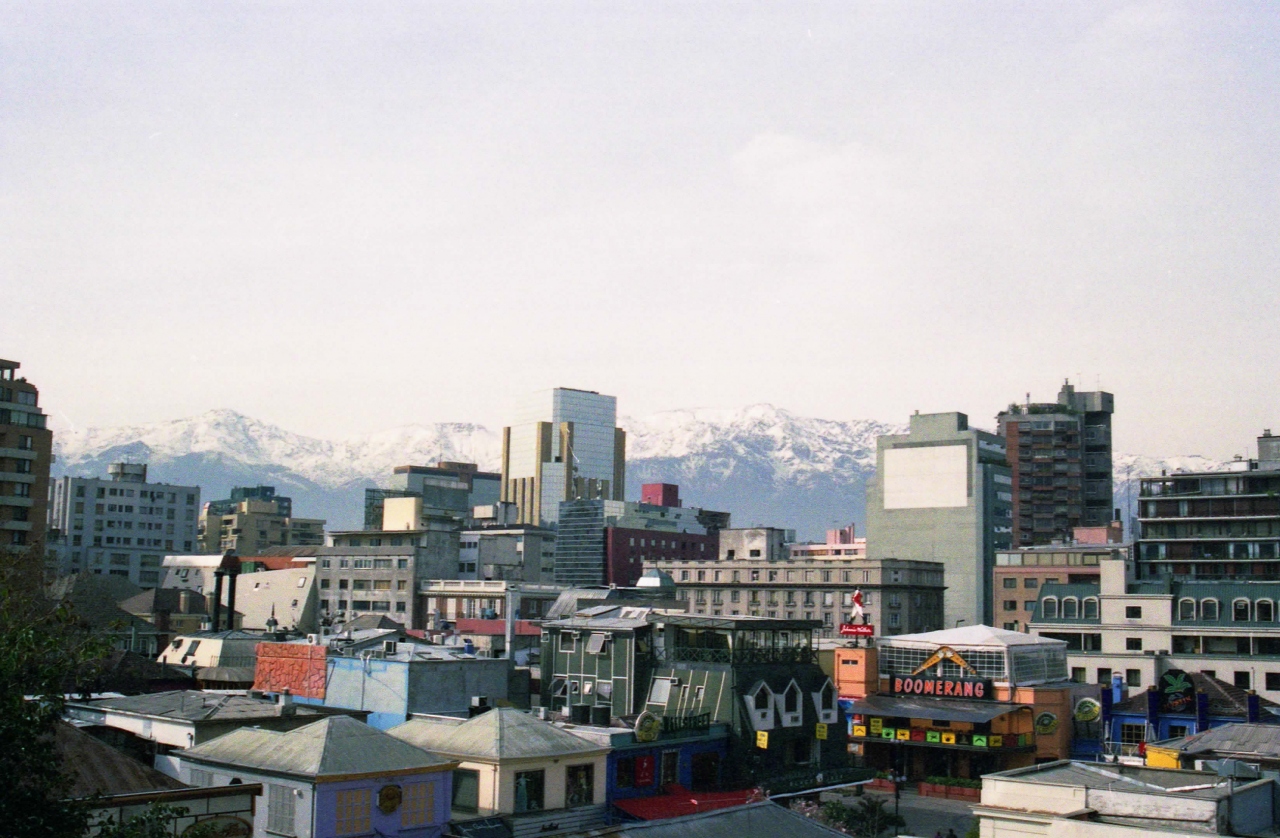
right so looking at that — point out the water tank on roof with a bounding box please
[570,704,592,724]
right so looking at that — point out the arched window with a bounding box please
[1234,599,1251,622]
[1083,598,1099,620]
[1201,599,1219,621]
[1041,598,1058,619]
[1258,600,1274,622]
[1061,598,1079,619]
[752,685,771,710]
[1178,598,1196,620]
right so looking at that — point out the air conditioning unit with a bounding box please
[306,634,319,645]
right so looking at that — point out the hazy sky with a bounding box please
[4,3,1278,459]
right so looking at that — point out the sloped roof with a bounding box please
[1164,723,1280,759]
[119,588,209,615]
[390,708,605,761]
[56,722,187,798]
[182,715,452,778]
[1113,673,1280,718]
[46,573,159,635]
[70,690,342,722]
[883,624,1066,650]
[574,801,846,838]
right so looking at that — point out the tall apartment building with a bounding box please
[553,485,726,587]
[647,526,945,638]
[0,359,53,561]
[48,463,199,586]
[1136,430,1280,581]
[865,411,1013,628]
[997,381,1115,546]
[197,494,325,554]
[363,461,501,529]
[205,485,292,518]
[500,388,625,528]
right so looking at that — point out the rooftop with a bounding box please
[989,760,1249,801]
[389,707,605,761]
[1112,673,1280,719]
[67,690,342,722]
[56,721,187,799]
[1157,722,1280,760]
[182,715,452,778]
[882,623,1067,651]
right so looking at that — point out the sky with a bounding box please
[3,2,1278,460]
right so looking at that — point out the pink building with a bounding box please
[789,524,867,560]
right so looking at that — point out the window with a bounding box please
[1178,599,1196,620]
[1202,599,1219,620]
[1083,598,1099,619]
[335,788,371,835]
[649,678,674,705]
[585,633,608,656]
[453,769,480,811]
[402,782,433,827]
[1003,600,1017,611]
[1071,667,1086,683]
[1061,598,1078,619]
[267,783,296,835]
[514,770,545,812]
[1120,723,1146,747]
[1041,598,1058,618]
[1097,667,1112,685]
[1259,601,1275,622]
[1126,669,1141,687]
[1125,606,1142,619]
[559,633,576,652]
[566,764,594,807]
[1003,622,1018,631]
[1235,671,1251,689]
[1267,673,1280,691]
[1003,578,1017,589]
[1234,600,1252,622]
[1126,638,1142,651]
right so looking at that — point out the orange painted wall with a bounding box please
[253,642,327,699]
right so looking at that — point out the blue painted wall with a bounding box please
[314,769,452,838]
[605,736,729,803]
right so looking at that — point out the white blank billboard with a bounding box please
[883,445,969,509]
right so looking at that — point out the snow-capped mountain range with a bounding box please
[51,406,1230,538]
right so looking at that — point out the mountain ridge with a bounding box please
[51,407,1229,538]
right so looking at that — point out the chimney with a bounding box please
[278,688,295,715]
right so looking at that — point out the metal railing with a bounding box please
[652,646,817,665]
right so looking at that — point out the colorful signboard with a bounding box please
[1073,698,1102,722]
[816,723,828,740]
[890,676,993,699]
[1159,670,1195,713]
[756,730,769,749]
[839,623,876,637]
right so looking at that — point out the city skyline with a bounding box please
[5,4,1278,460]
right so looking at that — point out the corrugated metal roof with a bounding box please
[572,801,846,837]
[845,694,1032,724]
[1112,673,1279,717]
[182,715,452,777]
[56,722,187,798]
[884,624,1066,650]
[70,690,337,722]
[390,708,605,760]
[1167,723,1280,759]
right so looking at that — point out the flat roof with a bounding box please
[654,614,821,631]
[991,760,1251,800]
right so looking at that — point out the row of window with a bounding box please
[454,765,594,813]
[320,578,409,591]
[320,599,407,613]
[319,558,410,569]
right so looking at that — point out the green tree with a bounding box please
[0,547,110,838]
[825,795,907,838]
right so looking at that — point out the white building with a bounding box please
[500,388,626,528]
[48,463,200,586]
[976,759,1278,837]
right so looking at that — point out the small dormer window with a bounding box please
[784,683,800,713]
[819,681,835,712]
[754,688,770,710]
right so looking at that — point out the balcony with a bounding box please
[653,645,817,665]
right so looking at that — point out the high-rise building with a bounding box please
[363,462,501,530]
[206,485,293,518]
[500,388,625,528]
[0,359,53,561]
[48,463,200,586]
[997,381,1115,546]
[1136,429,1280,581]
[865,411,1013,628]
[197,494,325,555]
[554,483,726,587]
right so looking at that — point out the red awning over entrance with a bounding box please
[612,786,758,820]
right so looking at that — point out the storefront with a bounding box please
[835,624,1074,780]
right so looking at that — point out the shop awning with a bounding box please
[612,786,757,820]
[845,695,1031,724]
